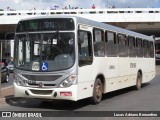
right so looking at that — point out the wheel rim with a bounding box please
[95,84,102,99]
[137,74,141,89]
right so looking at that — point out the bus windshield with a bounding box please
[14,32,75,71]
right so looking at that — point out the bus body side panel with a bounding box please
[77,65,94,100]
[105,77,122,93]
[104,57,120,93]
[77,57,107,100]
[105,57,137,93]
[118,57,137,89]
[140,58,155,83]
[105,57,119,78]
[118,57,155,89]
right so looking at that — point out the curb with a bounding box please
[0,96,14,104]
[0,86,14,104]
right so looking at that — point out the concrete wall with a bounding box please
[0,8,160,24]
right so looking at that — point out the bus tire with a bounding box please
[40,100,52,104]
[135,72,142,90]
[90,78,103,104]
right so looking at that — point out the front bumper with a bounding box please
[13,82,78,101]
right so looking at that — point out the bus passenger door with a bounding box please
[77,25,94,99]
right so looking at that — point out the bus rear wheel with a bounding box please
[90,78,103,104]
[135,72,142,90]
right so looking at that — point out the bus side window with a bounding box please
[136,38,143,57]
[117,34,128,57]
[143,40,149,58]
[105,31,117,57]
[128,36,136,57]
[93,28,105,57]
[78,30,93,66]
[149,41,154,58]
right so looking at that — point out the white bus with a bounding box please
[13,16,155,104]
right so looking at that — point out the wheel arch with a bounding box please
[138,69,143,81]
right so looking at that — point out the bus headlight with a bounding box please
[14,74,27,86]
[59,75,77,88]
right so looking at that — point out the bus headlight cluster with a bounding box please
[59,75,77,88]
[14,74,27,86]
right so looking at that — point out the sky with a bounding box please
[0,0,160,10]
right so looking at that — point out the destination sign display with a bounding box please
[16,18,74,32]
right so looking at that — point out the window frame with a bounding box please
[128,36,136,47]
[105,31,117,44]
[93,28,105,57]
[117,33,127,45]
[78,29,93,67]
[105,30,117,57]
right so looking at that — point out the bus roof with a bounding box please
[19,15,154,41]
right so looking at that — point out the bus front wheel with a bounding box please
[90,78,103,104]
[135,72,142,90]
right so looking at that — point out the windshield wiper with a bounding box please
[48,29,59,42]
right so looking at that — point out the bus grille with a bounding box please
[22,74,62,81]
[30,90,53,95]
[28,83,56,87]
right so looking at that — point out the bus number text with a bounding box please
[130,63,136,68]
